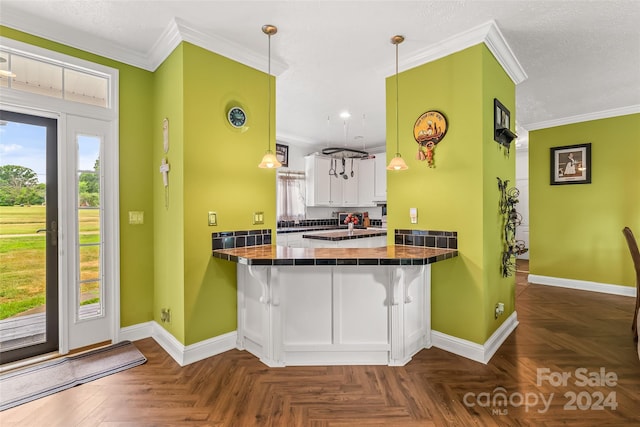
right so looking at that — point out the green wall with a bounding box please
[0,26,155,328]
[1,28,277,347]
[3,26,521,349]
[529,114,640,287]
[155,42,277,345]
[153,44,186,341]
[386,44,515,344]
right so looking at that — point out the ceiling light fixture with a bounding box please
[339,111,351,120]
[386,35,408,171]
[258,24,282,169]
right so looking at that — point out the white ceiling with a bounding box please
[1,1,639,152]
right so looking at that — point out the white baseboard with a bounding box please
[119,321,237,367]
[528,274,637,297]
[432,311,519,364]
[181,331,237,366]
[119,321,155,342]
[120,312,521,367]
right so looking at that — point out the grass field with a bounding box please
[0,206,100,320]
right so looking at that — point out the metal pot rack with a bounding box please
[321,147,370,159]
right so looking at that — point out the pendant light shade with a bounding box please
[258,151,281,169]
[259,24,282,169]
[387,154,408,171]
[386,35,408,171]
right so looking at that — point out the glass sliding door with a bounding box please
[0,109,58,364]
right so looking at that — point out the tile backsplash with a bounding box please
[277,218,383,229]
[212,229,272,250]
[394,229,458,250]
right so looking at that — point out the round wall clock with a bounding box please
[227,106,247,128]
[413,110,448,145]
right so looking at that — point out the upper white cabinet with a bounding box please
[358,158,376,207]
[305,155,362,207]
[373,154,387,202]
[305,156,332,206]
[342,159,359,206]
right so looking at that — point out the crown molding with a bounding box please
[276,131,317,146]
[0,7,154,70]
[1,7,288,74]
[149,18,288,75]
[380,20,527,85]
[523,104,640,131]
[147,18,184,71]
[483,21,528,84]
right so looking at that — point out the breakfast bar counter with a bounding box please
[212,243,455,265]
[212,230,458,367]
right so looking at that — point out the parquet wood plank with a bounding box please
[1,265,639,425]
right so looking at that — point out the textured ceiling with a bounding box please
[1,1,639,151]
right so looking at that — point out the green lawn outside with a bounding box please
[0,206,100,320]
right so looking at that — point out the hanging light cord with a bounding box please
[267,31,272,152]
[395,41,399,156]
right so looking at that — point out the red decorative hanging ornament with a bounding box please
[413,110,448,168]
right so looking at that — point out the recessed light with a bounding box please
[339,111,351,120]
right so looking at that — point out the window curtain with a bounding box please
[277,171,306,221]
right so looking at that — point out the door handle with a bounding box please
[35,220,57,246]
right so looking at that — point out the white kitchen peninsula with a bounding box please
[212,244,458,367]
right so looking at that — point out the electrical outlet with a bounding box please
[160,308,171,323]
[495,302,505,319]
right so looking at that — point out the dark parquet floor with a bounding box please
[2,260,639,426]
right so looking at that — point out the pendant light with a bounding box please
[386,35,408,171]
[258,24,282,169]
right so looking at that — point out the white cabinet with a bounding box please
[305,156,331,206]
[305,155,360,207]
[358,158,375,206]
[342,160,358,206]
[373,155,387,202]
[329,172,343,206]
[305,235,386,248]
[236,263,431,367]
[277,231,309,248]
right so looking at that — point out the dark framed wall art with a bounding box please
[275,143,289,167]
[550,143,591,185]
[493,98,517,150]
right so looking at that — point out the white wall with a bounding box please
[515,146,529,260]
[276,141,310,172]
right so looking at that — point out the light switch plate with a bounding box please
[128,211,144,225]
[253,211,264,225]
[410,208,417,224]
[208,211,217,226]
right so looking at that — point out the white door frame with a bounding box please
[63,115,119,350]
[0,37,120,354]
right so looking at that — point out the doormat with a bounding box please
[0,340,146,411]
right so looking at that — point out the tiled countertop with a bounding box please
[212,244,457,266]
[302,228,387,241]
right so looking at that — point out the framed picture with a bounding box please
[550,143,591,185]
[493,98,517,151]
[494,98,510,142]
[275,143,288,167]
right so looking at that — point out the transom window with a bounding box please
[0,50,109,108]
